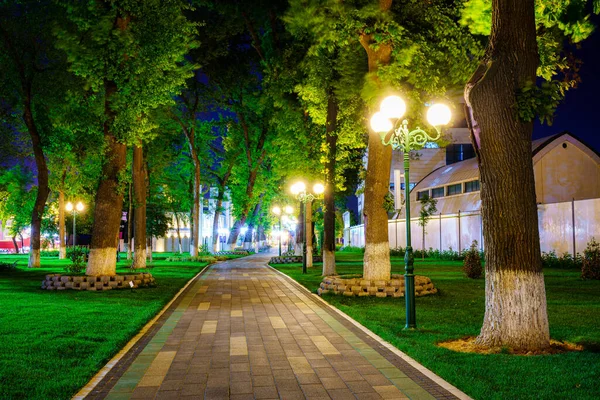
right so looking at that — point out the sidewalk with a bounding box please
[79,254,468,400]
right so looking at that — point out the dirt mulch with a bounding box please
[438,336,583,355]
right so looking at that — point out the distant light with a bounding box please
[380,95,406,119]
[272,206,281,216]
[427,104,452,126]
[291,181,306,195]
[65,202,73,212]
[76,201,84,212]
[284,205,293,214]
[370,112,393,133]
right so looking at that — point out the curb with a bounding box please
[72,264,211,400]
[267,264,473,400]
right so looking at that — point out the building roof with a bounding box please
[412,132,595,192]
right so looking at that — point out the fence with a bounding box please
[344,198,600,255]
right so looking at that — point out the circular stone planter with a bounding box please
[41,273,156,291]
[317,274,437,298]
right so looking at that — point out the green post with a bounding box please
[73,211,77,249]
[302,201,307,274]
[404,145,416,329]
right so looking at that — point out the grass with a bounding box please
[272,252,600,400]
[0,252,217,400]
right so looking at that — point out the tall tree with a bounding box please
[463,0,597,350]
[0,1,70,267]
[132,144,147,268]
[57,0,196,275]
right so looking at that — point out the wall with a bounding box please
[345,198,600,255]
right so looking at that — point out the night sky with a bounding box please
[534,14,600,152]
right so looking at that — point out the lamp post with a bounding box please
[65,201,85,248]
[370,96,451,329]
[291,182,324,274]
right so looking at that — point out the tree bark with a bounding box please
[323,90,338,276]
[306,200,314,268]
[127,183,133,260]
[359,4,393,281]
[12,235,19,254]
[465,0,549,351]
[228,219,244,248]
[295,201,304,256]
[211,192,223,253]
[189,147,201,257]
[24,86,49,269]
[133,144,146,268]
[86,79,126,276]
[58,189,66,259]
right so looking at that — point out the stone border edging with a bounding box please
[267,264,473,400]
[71,264,210,400]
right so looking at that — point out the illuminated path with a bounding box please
[81,254,469,400]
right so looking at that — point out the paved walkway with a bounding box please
[82,254,466,400]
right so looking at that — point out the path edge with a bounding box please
[72,265,210,400]
[267,264,473,400]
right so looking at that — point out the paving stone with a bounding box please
[89,254,463,400]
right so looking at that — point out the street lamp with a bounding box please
[65,201,85,248]
[370,95,451,329]
[291,181,324,274]
[272,205,294,257]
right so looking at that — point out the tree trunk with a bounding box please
[127,183,133,260]
[306,200,314,268]
[24,88,49,269]
[422,224,425,261]
[244,224,253,250]
[465,0,549,351]
[228,219,244,248]
[86,80,126,276]
[133,144,147,269]
[175,213,183,254]
[212,187,225,253]
[359,15,393,281]
[190,152,201,257]
[12,235,19,254]
[323,90,338,276]
[58,190,66,259]
[147,236,153,262]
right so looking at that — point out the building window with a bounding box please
[446,183,462,196]
[400,183,416,191]
[464,180,480,193]
[446,144,475,165]
[417,190,429,200]
[431,187,444,198]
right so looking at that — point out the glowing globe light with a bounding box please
[272,206,281,215]
[291,181,306,195]
[380,95,406,119]
[370,112,393,133]
[76,201,84,212]
[284,205,293,214]
[65,202,73,212]
[313,183,324,195]
[427,103,452,127]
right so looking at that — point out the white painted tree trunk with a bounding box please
[322,249,336,276]
[363,242,391,281]
[86,247,117,276]
[477,270,550,350]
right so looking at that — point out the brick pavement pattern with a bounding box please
[86,254,462,400]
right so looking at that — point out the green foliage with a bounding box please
[340,246,365,253]
[582,237,600,280]
[40,250,60,258]
[64,246,89,274]
[383,192,396,213]
[463,240,483,279]
[541,250,583,269]
[0,166,35,238]
[417,194,438,230]
[0,261,18,272]
[516,80,566,124]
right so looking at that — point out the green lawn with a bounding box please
[272,252,600,400]
[0,253,210,400]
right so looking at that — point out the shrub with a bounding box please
[339,246,365,253]
[40,250,59,257]
[463,241,483,279]
[0,261,17,272]
[389,247,405,257]
[582,238,600,280]
[64,246,88,275]
[541,250,582,269]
